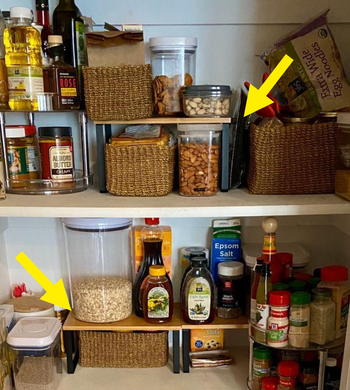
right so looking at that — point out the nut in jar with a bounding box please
[177,124,222,197]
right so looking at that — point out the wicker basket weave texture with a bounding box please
[79,331,169,368]
[83,65,153,121]
[248,122,337,195]
[105,144,176,197]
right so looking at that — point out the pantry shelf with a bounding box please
[0,187,349,218]
[94,117,232,125]
[181,315,249,330]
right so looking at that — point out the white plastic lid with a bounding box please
[10,6,32,20]
[63,218,132,230]
[5,126,26,138]
[7,317,61,349]
[178,124,223,132]
[218,262,244,277]
[149,36,197,48]
[326,357,337,367]
[242,243,310,268]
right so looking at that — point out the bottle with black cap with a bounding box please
[182,256,215,325]
[180,251,207,294]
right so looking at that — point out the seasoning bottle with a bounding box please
[38,126,75,185]
[262,377,279,390]
[250,257,264,324]
[294,273,313,283]
[261,217,283,284]
[252,346,271,390]
[43,38,80,110]
[318,265,350,338]
[310,288,336,345]
[267,290,290,348]
[278,361,299,390]
[298,362,318,390]
[182,256,215,325]
[256,261,272,342]
[289,292,310,348]
[142,265,174,324]
[277,253,293,282]
[324,357,341,390]
[217,262,244,319]
[288,280,307,293]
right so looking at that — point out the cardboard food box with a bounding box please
[190,329,224,352]
[85,26,145,67]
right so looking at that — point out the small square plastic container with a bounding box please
[178,124,222,196]
[7,317,62,390]
[183,85,232,118]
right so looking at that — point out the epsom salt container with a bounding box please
[7,317,61,390]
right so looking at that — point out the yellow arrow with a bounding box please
[244,54,294,117]
[16,252,71,311]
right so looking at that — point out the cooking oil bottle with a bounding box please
[0,9,9,108]
[4,7,44,111]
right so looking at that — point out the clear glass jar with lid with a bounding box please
[310,287,336,345]
[177,124,222,197]
[149,36,197,116]
[183,85,232,118]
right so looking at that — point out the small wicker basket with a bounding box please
[248,121,337,195]
[83,65,153,121]
[105,144,176,197]
[79,331,168,368]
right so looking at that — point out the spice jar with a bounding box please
[177,124,222,196]
[38,126,75,186]
[252,346,271,390]
[267,290,290,348]
[182,85,232,117]
[289,292,310,348]
[310,288,336,345]
[217,262,244,319]
[149,37,197,116]
[298,363,318,390]
[306,277,321,293]
[6,125,40,186]
[288,280,307,293]
[278,361,299,390]
[318,266,350,338]
[262,377,279,390]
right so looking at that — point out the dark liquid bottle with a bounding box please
[36,0,53,61]
[133,239,171,317]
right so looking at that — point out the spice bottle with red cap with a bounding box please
[278,361,299,390]
[133,218,172,317]
[267,290,290,348]
[318,265,350,338]
[262,377,279,390]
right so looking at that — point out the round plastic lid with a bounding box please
[177,124,223,133]
[288,280,307,293]
[272,283,290,291]
[291,291,310,305]
[189,251,206,260]
[218,262,244,277]
[278,361,299,377]
[63,218,132,230]
[307,277,321,289]
[262,377,279,390]
[39,126,72,137]
[312,287,332,298]
[145,218,159,226]
[191,257,207,267]
[326,357,337,367]
[321,266,349,282]
[184,247,207,254]
[253,346,270,360]
[183,85,232,94]
[269,290,290,306]
[10,6,32,19]
[294,273,313,282]
[149,36,197,48]
[48,35,63,46]
[6,125,36,138]
[149,265,166,277]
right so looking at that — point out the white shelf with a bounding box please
[0,187,349,218]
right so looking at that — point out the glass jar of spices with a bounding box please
[252,346,271,390]
[6,125,40,186]
[38,126,75,186]
[217,261,244,319]
[278,361,299,390]
[289,292,311,348]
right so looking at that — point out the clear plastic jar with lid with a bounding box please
[310,287,336,345]
[183,85,232,117]
[318,265,350,338]
[149,37,197,116]
[267,290,290,348]
[217,262,244,319]
[178,124,222,196]
[289,292,310,348]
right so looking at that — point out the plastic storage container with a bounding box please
[63,218,133,323]
[149,37,197,116]
[7,317,62,390]
[178,124,222,196]
[183,85,232,117]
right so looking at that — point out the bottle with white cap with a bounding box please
[324,357,341,390]
[4,7,44,111]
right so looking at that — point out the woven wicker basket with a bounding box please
[105,144,176,197]
[79,331,168,368]
[248,122,337,195]
[83,65,153,121]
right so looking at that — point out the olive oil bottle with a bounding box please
[4,7,44,111]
